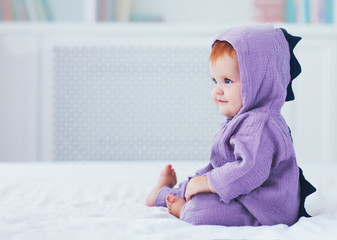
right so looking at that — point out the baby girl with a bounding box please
[146,24,315,226]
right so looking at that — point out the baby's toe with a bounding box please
[161,164,173,176]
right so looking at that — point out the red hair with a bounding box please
[209,40,236,65]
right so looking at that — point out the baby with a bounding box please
[146,24,316,226]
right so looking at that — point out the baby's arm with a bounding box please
[185,176,216,201]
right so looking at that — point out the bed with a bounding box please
[1,26,337,239]
[1,161,336,240]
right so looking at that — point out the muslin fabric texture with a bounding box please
[155,25,305,226]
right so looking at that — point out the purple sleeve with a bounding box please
[206,126,275,204]
[154,180,189,207]
[195,163,214,176]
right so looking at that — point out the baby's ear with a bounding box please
[280,28,302,102]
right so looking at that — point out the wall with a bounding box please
[0,35,38,162]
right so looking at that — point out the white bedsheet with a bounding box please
[0,161,336,240]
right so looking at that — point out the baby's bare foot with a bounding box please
[166,194,186,218]
[146,164,177,206]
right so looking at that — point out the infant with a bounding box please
[146,24,316,226]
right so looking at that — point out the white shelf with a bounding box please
[0,22,337,38]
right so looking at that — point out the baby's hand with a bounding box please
[185,176,215,201]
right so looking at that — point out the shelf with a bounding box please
[0,22,337,38]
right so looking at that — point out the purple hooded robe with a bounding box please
[155,25,304,226]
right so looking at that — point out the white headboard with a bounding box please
[38,26,337,164]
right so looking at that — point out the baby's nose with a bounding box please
[215,86,224,95]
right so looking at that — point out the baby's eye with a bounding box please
[212,78,217,84]
[225,78,233,84]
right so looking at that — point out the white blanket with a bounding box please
[0,161,336,240]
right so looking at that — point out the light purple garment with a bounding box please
[155,24,300,226]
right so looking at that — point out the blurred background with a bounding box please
[1,0,337,164]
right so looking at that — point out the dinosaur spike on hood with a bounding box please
[280,28,302,101]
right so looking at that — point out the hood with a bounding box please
[213,24,292,115]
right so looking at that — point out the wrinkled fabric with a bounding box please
[155,25,308,226]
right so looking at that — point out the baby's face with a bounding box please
[209,53,242,118]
